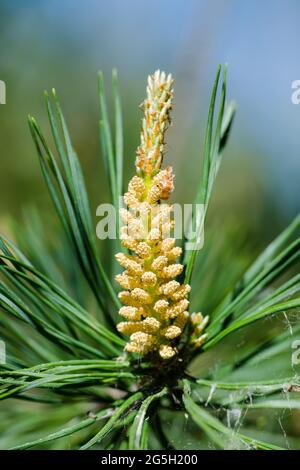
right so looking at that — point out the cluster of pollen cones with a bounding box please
[115,70,209,360]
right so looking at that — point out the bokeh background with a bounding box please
[0,0,299,247]
[0,1,300,449]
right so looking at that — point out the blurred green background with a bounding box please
[0,0,299,247]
